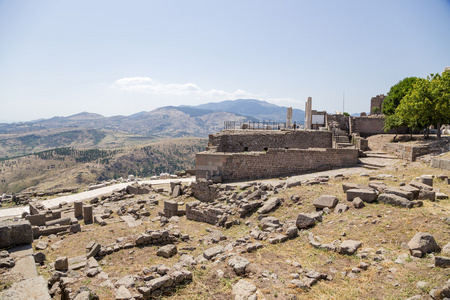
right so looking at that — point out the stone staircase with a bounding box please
[332,129,354,148]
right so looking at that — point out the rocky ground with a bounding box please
[1,151,450,299]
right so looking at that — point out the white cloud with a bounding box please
[111,76,302,107]
[111,77,256,99]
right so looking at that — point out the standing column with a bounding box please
[74,201,83,218]
[83,205,93,224]
[287,107,293,129]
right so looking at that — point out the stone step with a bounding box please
[358,163,382,170]
[364,153,398,159]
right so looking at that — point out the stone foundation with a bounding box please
[383,143,429,161]
[196,148,358,182]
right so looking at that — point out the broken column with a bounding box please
[74,201,83,218]
[304,97,312,129]
[83,205,93,224]
[287,107,293,129]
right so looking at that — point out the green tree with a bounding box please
[382,77,420,115]
[396,72,450,138]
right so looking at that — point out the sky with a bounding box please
[1,0,449,123]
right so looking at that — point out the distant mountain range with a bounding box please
[0,99,305,138]
[190,99,305,123]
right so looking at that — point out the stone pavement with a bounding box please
[0,178,195,220]
[0,244,51,300]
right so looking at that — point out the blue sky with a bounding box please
[1,0,449,122]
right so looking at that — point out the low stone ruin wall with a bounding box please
[208,130,332,152]
[186,200,234,227]
[190,180,220,202]
[196,148,358,182]
[431,158,450,170]
[383,143,429,162]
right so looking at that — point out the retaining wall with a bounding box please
[383,143,429,162]
[196,148,358,182]
[208,130,332,153]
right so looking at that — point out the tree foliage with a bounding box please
[394,71,450,138]
[382,77,419,115]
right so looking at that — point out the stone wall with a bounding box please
[431,158,450,170]
[383,143,429,162]
[196,148,358,182]
[208,130,332,153]
[349,116,409,136]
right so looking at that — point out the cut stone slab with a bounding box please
[203,245,225,260]
[35,241,48,250]
[286,179,302,188]
[0,276,51,300]
[232,279,257,300]
[378,194,413,208]
[228,256,250,275]
[86,242,101,258]
[313,195,338,209]
[408,232,440,257]
[418,190,435,201]
[334,203,349,214]
[120,215,142,227]
[268,234,288,244]
[399,185,420,199]
[435,256,450,268]
[342,183,360,192]
[409,180,433,191]
[115,285,133,300]
[353,197,365,209]
[296,212,322,229]
[346,189,378,203]
[257,197,280,214]
[55,257,68,271]
[436,192,449,200]
[157,244,177,258]
[11,255,38,279]
[420,176,433,187]
[384,187,414,200]
[442,242,450,255]
[337,240,362,255]
[116,275,135,288]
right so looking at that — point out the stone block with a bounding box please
[157,244,177,258]
[313,195,338,209]
[83,205,93,224]
[0,220,33,248]
[378,194,413,208]
[334,203,349,213]
[74,201,83,218]
[54,257,68,271]
[45,217,71,227]
[435,256,450,268]
[346,189,378,203]
[420,177,433,187]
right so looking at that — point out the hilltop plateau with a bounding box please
[0,142,449,300]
